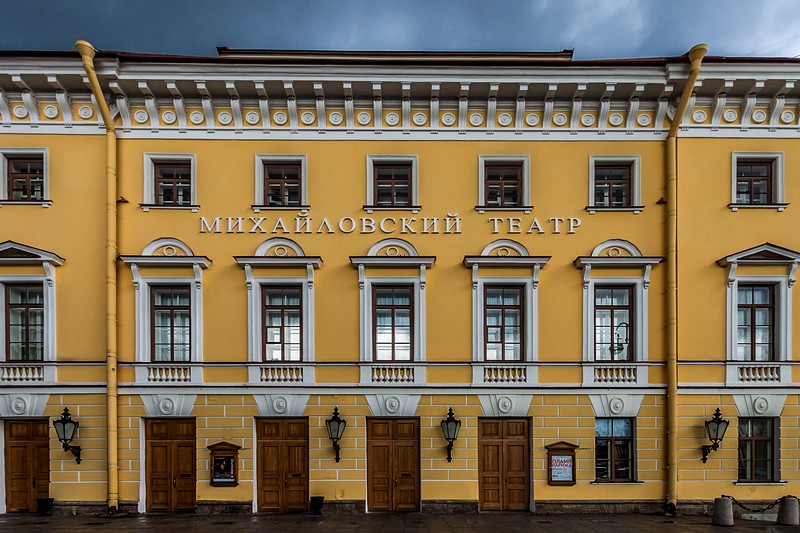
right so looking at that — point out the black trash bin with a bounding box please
[309,496,324,515]
[36,498,54,516]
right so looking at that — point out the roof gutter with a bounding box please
[665,43,707,512]
[76,39,120,514]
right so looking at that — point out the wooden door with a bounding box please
[145,418,196,512]
[367,418,420,512]
[4,419,49,513]
[256,418,309,512]
[478,418,530,511]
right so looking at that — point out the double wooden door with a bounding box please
[256,418,309,512]
[478,418,530,511]
[4,419,50,513]
[367,418,420,512]
[145,418,196,512]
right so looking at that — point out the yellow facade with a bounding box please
[0,43,799,515]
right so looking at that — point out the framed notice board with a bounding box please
[207,441,241,487]
[545,441,579,486]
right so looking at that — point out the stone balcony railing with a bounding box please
[472,363,538,385]
[582,363,649,386]
[0,363,55,383]
[726,362,791,386]
[135,363,203,384]
[248,363,315,384]
[360,363,427,385]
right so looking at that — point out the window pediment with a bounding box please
[717,243,800,287]
[463,239,550,270]
[0,240,64,266]
[235,238,322,269]
[120,237,211,269]
[350,238,435,268]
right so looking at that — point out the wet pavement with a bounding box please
[0,512,785,532]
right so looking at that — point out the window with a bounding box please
[373,285,413,361]
[151,285,191,362]
[477,156,531,212]
[484,286,523,361]
[6,284,44,361]
[484,164,522,207]
[154,162,192,206]
[142,153,197,210]
[730,153,785,210]
[587,156,642,214]
[593,163,631,208]
[0,149,49,204]
[254,155,308,211]
[738,418,778,482]
[737,285,774,361]
[595,418,635,482]
[594,286,632,361]
[365,155,419,212]
[263,286,302,362]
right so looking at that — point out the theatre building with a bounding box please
[1,41,800,514]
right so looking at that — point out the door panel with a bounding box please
[256,418,309,512]
[478,418,530,511]
[145,418,196,512]
[367,418,419,512]
[4,419,50,513]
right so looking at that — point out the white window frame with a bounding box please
[142,153,197,211]
[246,277,314,363]
[360,275,425,362]
[587,155,642,214]
[583,277,648,362]
[0,148,50,206]
[477,155,531,213]
[730,152,785,211]
[253,154,308,212]
[726,276,790,361]
[365,155,419,213]
[0,276,56,363]
[471,277,536,362]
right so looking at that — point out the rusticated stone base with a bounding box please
[421,500,479,513]
[51,501,110,516]
[533,500,665,514]
[319,500,366,514]
[196,500,253,514]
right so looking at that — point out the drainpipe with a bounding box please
[76,40,119,513]
[665,43,707,511]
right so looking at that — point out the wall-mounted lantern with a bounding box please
[700,408,730,463]
[53,407,81,464]
[440,407,461,463]
[325,407,347,463]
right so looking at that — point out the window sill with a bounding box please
[252,204,310,213]
[585,206,644,215]
[475,205,533,214]
[728,203,788,212]
[590,480,643,485]
[734,481,786,486]
[363,205,421,214]
[140,204,200,213]
[0,200,52,207]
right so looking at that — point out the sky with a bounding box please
[2,0,800,60]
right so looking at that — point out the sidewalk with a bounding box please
[0,512,780,532]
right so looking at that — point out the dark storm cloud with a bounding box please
[1,0,799,58]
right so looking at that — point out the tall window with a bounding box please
[593,163,631,208]
[373,163,412,207]
[151,286,191,362]
[484,286,523,361]
[262,286,302,361]
[484,164,522,207]
[6,284,44,361]
[737,285,773,361]
[154,162,192,206]
[736,161,772,205]
[8,157,45,201]
[264,161,301,207]
[373,286,413,361]
[738,418,776,482]
[595,418,634,481]
[594,286,632,361]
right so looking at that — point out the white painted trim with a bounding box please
[131,276,203,364]
[253,237,307,257]
[252,419,258,513]
[365,154,419,208]
[582,276,648,364]
[587,155,641,211]
[477,155,531,209]
[138,420,146,513]
[359,275,425,362]
[730,152,784,207]
[0,275,56,363]
[0,422,5,514]
[725,275,791,361]
[0,147,48,202]
[471,276,536,362]
[254,154,308,207]
[366,238,419,257]
[142,152,197,208]
[141,237,194,256]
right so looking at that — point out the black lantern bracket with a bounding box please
[440,407,462,463]
[53,407,82,464]
[700,407,729,463]
[325,407,347,463]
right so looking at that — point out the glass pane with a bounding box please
[613,418,632,436]
[503,289,520,306]
[284,290,300,306]
[751,419,772,437]
[738,419,751,437]
[595,288,612,305]
[266,311,282,327]
[595,419,612,436]
[266,344,281,361]
[395,310,410,326]
[755,326,772,343]
[286,344,301,361]
[486,310,502,326]
[505,327,520,343]
[375,325,392,343]
[286,310,301,326]
[504,344,520,360]
[375,344,393,361]
[394,344,411,360]
[375,289,393,305]
[755,345,772,361]
[485,343,502,361]
[505,310,520,327]
[487,327,501,342]
[376,310,392,327]
[8,325,23,342]
[755,309,771,326]
[753,287,771,304]
[173,345,190,362]
[28,309,44,326]
[595,309,611,327]
[738,287,752,305]
[486,288,502,305]
[266,327,281,343]
[287,326,301,344]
